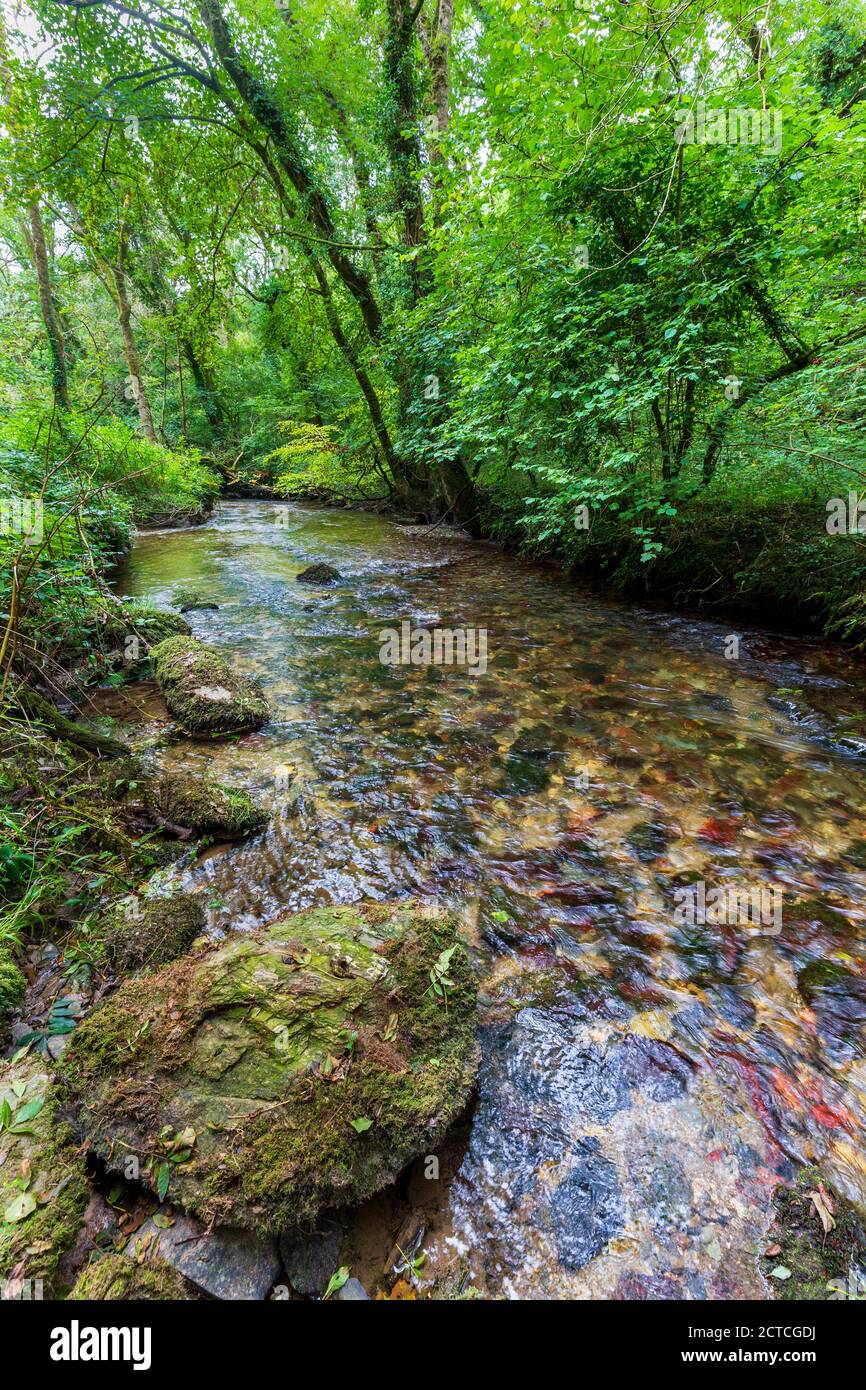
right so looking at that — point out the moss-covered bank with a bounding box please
[483,495,866,643]
[0,1055,89,1295]
[62,901,478,1233]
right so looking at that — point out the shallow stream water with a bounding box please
[107,499,866,1299]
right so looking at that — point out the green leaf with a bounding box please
[156,1162,171,1202]
[11,1098,45,1127]
[4,1191,37,1223]
[323,1266,350,1299]
[350,1116,373,1133]
[769,1265,792,1281]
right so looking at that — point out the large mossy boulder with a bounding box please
[0,1055,88,1296]
[69,1252,191,1301]
[104,891,206,975]
[62,902,478,1233]
[150,636,269,737]
[149,771,266,840]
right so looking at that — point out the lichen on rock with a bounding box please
[69,1251,191,1300]
[62,901,478,1233]
[0,1054,89,1296]
[104,891,206,975]
[150,636,269,736]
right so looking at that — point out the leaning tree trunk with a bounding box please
[25,202,70,411]
[111,245,158,444]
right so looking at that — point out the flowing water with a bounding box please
[107,499,866,1299]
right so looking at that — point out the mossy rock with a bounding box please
[297,563,341,585]
[86,598,191,657]
[69,1251,191,1301]
[104,892,207,975]
[62,901,478,1233]
[150,771,266,839]
[0,945,26,1043]
[107,602,191,649]
[150,636,269,737]
[762,1167,865,1299]
[0,1055,89,1295]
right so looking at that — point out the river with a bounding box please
[107,498,866,1299]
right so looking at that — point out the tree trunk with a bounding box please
[111,234,157,443]
[25,202,70,411]
[197,0,383,344]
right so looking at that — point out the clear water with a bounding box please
[110,499,866,1299]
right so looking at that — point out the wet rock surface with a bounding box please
[297,563,342,585]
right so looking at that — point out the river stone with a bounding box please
[150,636,269,736]
[148,770,267,839]
[279,1218,346,1296]
[103,891,206,975]
[127,1213,280,1300]
[61,901,478,1233]
[334,1276,370,1300]
[297,562,341,585]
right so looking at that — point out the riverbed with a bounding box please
[108,498,866,1299]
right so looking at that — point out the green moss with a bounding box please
[763,1168,865,1300]
[151,771,266,839]
[0,945,26,1042]
[69,1251,190,1301]
[103,892,206,975]
[106,602,191,649]
[0,1056,88,1295]
[797,959,855,999]
[62,902,478,1232]
[82,598,190,659]
[150,636,269,736]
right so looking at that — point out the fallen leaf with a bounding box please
[4,1191,37,1223]
[807,1188,836,1235]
